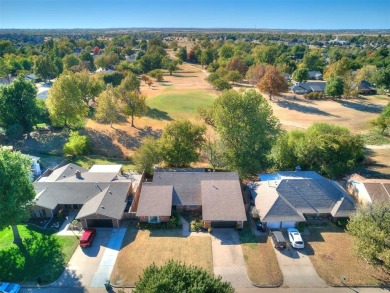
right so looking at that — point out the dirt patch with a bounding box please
[13,130,68,156]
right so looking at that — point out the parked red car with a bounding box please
[79,228,96,247]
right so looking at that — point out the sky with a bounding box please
[0,0,389,30]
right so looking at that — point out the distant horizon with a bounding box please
[1,27,390,31]
[1,0,389,30]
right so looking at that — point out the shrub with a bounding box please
[190,224,196,232]
[63,131,90,156]
[306,92,324,99]
[6,123,23,140]
[212,78,232,91]
[133,260,235,293]
[148,69,164,81]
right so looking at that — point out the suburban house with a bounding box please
[346,174,390,204]
[32,163,142,228]
[291,81,326,95]
[134,170,247,228]
[308,71,323,80]
[252,171,355,229]
[357,80,377,95]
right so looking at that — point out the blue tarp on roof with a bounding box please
[259,173,280,181]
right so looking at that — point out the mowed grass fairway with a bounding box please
[146,90,217,120]
[111,226,213,286]
[0,225,78,284]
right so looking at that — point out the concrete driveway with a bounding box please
[273,235,327,288]
[54,228,112,288]
[52,227,126,289]
[211,229,253,288]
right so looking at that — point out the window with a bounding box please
[149,216,159,223]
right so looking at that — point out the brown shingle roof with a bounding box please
[153,171,239,206]
[363,183,390,203]
[201,180,246,222]
[136,185,173,217]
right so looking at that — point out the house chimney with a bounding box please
[75,170,81,178]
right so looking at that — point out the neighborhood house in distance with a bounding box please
[252,171,356,229]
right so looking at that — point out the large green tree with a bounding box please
[272,123,365,178]
[292,68,309,82]
[347,201,390,271]
[134,260,234,293]
[116,73,147,127]
[95,85,121,127]
[371,102,390,134]
[46,71,88,128]
[133,137,162,175]
[202,89,281,177]
[0,147,35,244]
[76,70,104,105]
[33,55,58,82]
[0,75,38,133]
[325,76,344,98]
[160,120,206,168]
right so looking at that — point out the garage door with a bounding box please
[211,221,236,228]
[281,221,296,228]
[266,222,281,229]
[86,219,113,228]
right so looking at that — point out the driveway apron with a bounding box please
[54,228,127,289]
[274,244,327,288]
[211,229,253,288]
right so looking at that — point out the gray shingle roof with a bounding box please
[153,171,239,206]
[58,172,118,182]
[33,163,133,219]
[136,185,173,217]
[255,176,355,221]
[76,183,131,220]
[34,181,131,212]
[291,82,326,94]
[201,180,246,222]
[42,163,88,182]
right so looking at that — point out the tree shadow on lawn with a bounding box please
[0,231,68,284]
[275,100,340,117]
[83,129,124,157]
[145,107,172,121]
[354,149,390,179]
[336,100,383,113]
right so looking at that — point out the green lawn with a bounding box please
[69,155,136,172]
[0,225,78,284]
[146,90,217,120]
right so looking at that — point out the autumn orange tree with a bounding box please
[257,66,287,101]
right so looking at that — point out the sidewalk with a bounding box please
[56,210,83,236]
[179,215,210,237]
